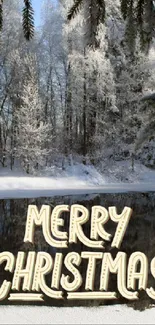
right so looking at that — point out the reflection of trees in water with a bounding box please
[0,193,155,309]
[0,200,17,251]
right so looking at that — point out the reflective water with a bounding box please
[0,192,155,309]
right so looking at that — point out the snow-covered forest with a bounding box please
[1,0,155,180]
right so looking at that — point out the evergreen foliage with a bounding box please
[23,0,34,40]
[0,0,155,50]
[0,0,3,31]
[67,0,155,52]
[0,0,34,40]
[67,0,84,20]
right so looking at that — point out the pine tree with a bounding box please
[0,0,34,40]
[67,0,155,52]
[0,0,3,31]
[0,0,155,50]
[15,61,51,174]
[22,0,34,40]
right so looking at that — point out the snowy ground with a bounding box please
[0,161,155,198]
[0,305,155,324]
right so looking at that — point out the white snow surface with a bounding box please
[0,305,155,324]
[0,161,155,198]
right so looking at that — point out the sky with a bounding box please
[32,0,57,26]
[32,0,42,26]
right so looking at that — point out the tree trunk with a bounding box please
[83,49,87,163]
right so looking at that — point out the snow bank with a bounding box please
[0,161,155,199]
[0,305,155,324]
[1,177,155,199]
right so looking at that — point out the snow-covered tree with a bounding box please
[0,0,34,40]
[67,0,155,53]
[15,59,52,173]
[0,0,24,167]
[1,0,155,176]
[62,0,117,162]
[37,0,67,157]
